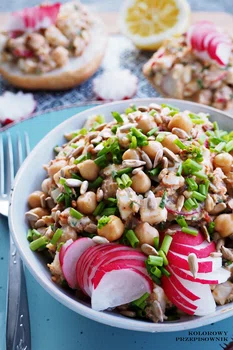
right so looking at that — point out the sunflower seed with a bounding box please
[34,219,46,229]
[122,159,146,168]
[205,194,215,212]
[120,310,136,318]
[153,149,163,168]
[210,252,222,258]
[45,197,55,209]
[141,151,153,169]
[200,225,210,243]
[161,107,171,116]
[25,211,39,222]
[119,123,137,132]
[66,179,82,187]
[209,202,226,215]
[67,145,84,159]
[147,196,156,209]
[86,132,98,141]
[92,236,109,244]
[188,253,198,278]
[141,243,158,256]
[138,106,149,112]
[93,143,104,153]
[91,136,102,144]
[95,123,107,131]
[161,156,168,169]
[183,190,193,199]
[132,166,144,175]
[80,180,89,194]
[86,144,94,153]
[152,301,164,322]
[216,238,225,252]
[148,136,156,141]
[55,210,61,223]
[40,193,46,208]
[96,188,104,202]
[165,228,177,235]
[176,195,185,212]
[154,114,163,124]
[172,127,189,139]
[149,103,161,111]
[163,147,179,162]
[66,134,83,145]
[221,246,233,262]
[158,168,168,181]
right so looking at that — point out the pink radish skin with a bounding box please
[186,21,215,46]
[91,268,153,311]
[167,250,222,273]
[170,240,216,258]
[170,228,205,246]
[62,237,95,289]
[191,25,217,51]
[59,239,73,266]
[170,265,230,285]
[214,43,232,66]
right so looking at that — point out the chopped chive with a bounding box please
[198,184,206,196]
[116,177,124,189]
[131,127,147,139]
[176,163,183,176]
[182,159,202,175]
[111,111,124,123]
[161,103,179,113]
[156,133,165,142]
[31,229,41,240]
[107,197,117,204]
[208,222,215,235]
[27,229,33,242]
[88,176,103,189]
[148,166,162,177]
[51,228,63,245]
[174,139,186,150]
[158,250,168,266]
[59,177,66,185]
[96,115,105,124]
[197,78,203,89]
[30,236,48,251]
[225,140,233,153]
[181,227,198,236]
[93,201,105,216]
[64,194,71,208]
[125,229,139,248]
[97,216,111,229]
[183,198,197,211]
[215,142,226,153]
[150,266,162,278]
[213,121,219,130]
[192,198,199,208]
[147,255,164,267]
[111,125,118,134]
[63,183,72,197]
[57,242,64,252]
[74,154,87,164]
[160,235,173,255]
[193,171,208,180]
[186,177,198,191]
[154,237,159,250]
[191,191,206,202]
[176,215,188,228]
[121,174,132,188]
[160,266,171,277]
[198,134,207,145]
[191,119,205,125]
[150,275,161,285]
[94,154,107,168]
[147,127,158,136]
[149,110,157,116]
[131,292,150,308]
[71,173,83,181]
[159,191,167,209]
[113,167,132,178]
[70,143,78,149]
[101,207,117,216]
[130,136,137,149]
[70,208,83,220]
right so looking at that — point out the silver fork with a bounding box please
[0,133,31,350]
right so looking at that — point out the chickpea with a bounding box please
[168,114,193,133]
[214,214,233,237]
[161,134,180,154]
[78,160,99,181]
[28,190,45,208]
[29,207,49,218]
[41,178,53,194]
[137,115,157,134]
[97,215,124,241]
[142,141,163,160]
[131,171,151,194]
[77,192,97,215]
[51,46,69,67]
[48,159,67,177]
[122,149,140,161]
[213,153,233,174]
[135,222,159,246]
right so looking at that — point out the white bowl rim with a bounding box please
[9,97,233,333]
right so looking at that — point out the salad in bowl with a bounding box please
[23,100,233,324]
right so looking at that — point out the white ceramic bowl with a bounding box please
[9,98,233,332]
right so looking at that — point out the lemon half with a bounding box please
[120,0,191,50]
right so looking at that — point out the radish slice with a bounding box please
[6,3,61,32]
[59,239,73,266]
[92,69,138,101]
[62,237,95,289]
[186,21,216,46]
[170,240,216,258]
[191,25,217,51]
[0,91,37,125]
[91,268,152,311]
[214,42,232,66]
[171,228,205,246]
[171,265,230,285]
[167,250,222,273]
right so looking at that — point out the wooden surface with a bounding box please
[0,11,233,34]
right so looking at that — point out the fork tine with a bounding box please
[6,133,14,195]
[0,135,4,195]
[16,132,23,170]
[24,132,30,156]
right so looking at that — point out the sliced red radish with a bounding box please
[191,25,218,52]
[92,69,138,101]
[212,42,232,66]
[170,240,216,258]
[186,21,216,46]
[6,3,61,32]
[12,48,33,58]
[171,265,230,285]
[91,268,152,311]
[0,91,37,126]
[170,227,205,246]
[62,237,95,289]
[167,250,222,273]
[59,239,73,266]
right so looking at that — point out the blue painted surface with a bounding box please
[1,105,233,350]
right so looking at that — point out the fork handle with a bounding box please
[6,236,31,350]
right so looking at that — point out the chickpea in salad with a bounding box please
[25,103,233,322]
